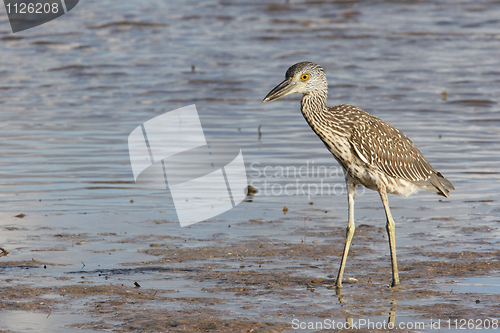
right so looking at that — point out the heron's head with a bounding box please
[263,61,327,103]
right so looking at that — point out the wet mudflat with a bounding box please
[0,209,499,332]
[1,0,500,332]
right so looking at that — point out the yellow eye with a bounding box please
[301,74,309,81]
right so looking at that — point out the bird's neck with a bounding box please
[300,92,328,120]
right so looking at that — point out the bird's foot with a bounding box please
[390,280,400,288]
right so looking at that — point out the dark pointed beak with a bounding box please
[263,79,297,103]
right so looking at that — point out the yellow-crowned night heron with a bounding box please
[263,61,454,288]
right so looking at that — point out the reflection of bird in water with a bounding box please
[263,62,454,288]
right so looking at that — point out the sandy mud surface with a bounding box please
[1,218,498,332]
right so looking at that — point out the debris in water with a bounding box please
[0,247,8,257]
[246,185,258,196]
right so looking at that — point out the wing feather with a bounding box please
[348,110,434,183]
[325,104,454,197]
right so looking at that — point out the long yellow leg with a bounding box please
[336,181,356,289]
[379,188,400,287]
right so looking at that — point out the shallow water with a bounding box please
[0,0,499,332]
[0,311,95,333]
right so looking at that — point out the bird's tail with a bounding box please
[428,172,455,198]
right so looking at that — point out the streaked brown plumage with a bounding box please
[263,61,454,288]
